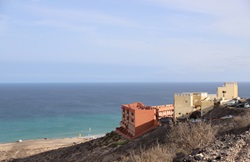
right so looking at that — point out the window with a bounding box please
[131,119,134,122]
[131,112,134,116]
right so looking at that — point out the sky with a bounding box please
[0,0,250,83]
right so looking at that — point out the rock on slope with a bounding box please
[179,129,250,162]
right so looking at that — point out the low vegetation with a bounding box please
[233,111,250,130]
[111,140,128,147]
[131,108,250,162]
[131,122,217,161]
[131,143,175,162]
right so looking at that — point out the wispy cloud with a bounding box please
[1,1,250,82]
[21,4,139,30]
[147,0,250,37]
[3,2,249,66]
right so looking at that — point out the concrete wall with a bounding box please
[208,94,217,100]
[134,108,156,135]
[193,92,208,106]
[217,82,238,100]
[201,100,214,116]
[174,93,193,119]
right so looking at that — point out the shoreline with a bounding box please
[0,133,106,145]
[0,135,104,161]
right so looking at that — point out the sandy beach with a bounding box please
[0,137,93,161]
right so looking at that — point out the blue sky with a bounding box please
[0,0,250,83]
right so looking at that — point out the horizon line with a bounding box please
[0,81,249,84]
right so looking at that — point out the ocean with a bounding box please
[0,82,249,143]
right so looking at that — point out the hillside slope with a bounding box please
[10,107,250,162]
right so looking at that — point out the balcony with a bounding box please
[129,120,135,126]
[120,121,126,128]
[129,114,134,119]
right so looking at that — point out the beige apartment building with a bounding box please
[152,104,174,119]
[217,82,238,100]
[174,92,215,119]
[174,82,238,120]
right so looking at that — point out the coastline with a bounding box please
[0,133,107,144]
[0,136,102,161]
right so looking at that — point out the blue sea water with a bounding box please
[0,82,249,143]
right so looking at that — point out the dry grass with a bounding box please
[168,122,217,153]
[233,111,250,129]
[130,142,175,162]
[216,110,250,135]
[130,122,217,161]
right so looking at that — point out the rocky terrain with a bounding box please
[176,107,250,162]
[179,129,250,162]
[4,106,250,162]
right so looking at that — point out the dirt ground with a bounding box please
[0,137,92,161]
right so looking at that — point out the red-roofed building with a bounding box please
[116,102,173,140]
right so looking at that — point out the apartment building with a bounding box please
[174,92,214,120]
[217,82,238,100]
[152,104,174,119]
[116,102,174,140]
